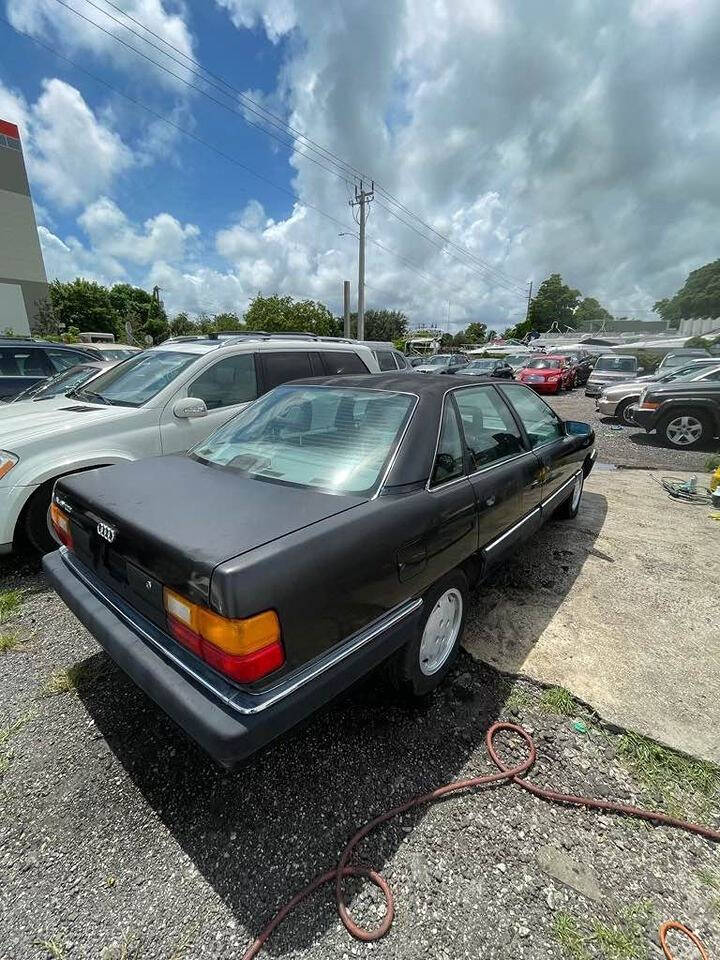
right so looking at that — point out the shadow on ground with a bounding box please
[73,496,608,956]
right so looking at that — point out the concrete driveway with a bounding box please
[463,468,720,763]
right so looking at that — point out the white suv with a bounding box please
[0,335,379,553]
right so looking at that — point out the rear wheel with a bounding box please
[386,570,468,696]
[616,398,638,425]
[22,481,56,554]
[658,410,712,450]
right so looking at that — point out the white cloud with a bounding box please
[7,0,196,88]
[39,225,126,285]
[145,261,247,315]
[78,197,199,264]
[213,0,296,42]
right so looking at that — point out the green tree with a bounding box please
[463,321,488,343]
[244,294,341,336]
[46,278,120,338]
[109,283,168,344]
[654,259,720,329]
[349,309,409,341]
[168,312,197,338]
[213,312,244,332]
[573,296,613,329]
[510,274,581,338]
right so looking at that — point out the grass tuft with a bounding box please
[553,912,589,960]
[618,732,719,820]
[540,686,578,716]
[697,868,720,919]
[35,939,66,959]
[41,659,107,698]
[0,632,22,654]
[553,902,652,960]
[0,589,22,621]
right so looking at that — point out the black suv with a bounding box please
[0,339,98,400]
[631,374,720,449]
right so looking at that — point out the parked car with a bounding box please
[0,338,99,400]
[596,359,720,424]
[584,355,642,398]
[455,357,514,379]
[362,341,411,371]
[44,374,596,767]
[504,352,538,373]
[630,375,720,449]
[4,361,115,405]
[516,356,574,393]
[81,343,142,362]
[560,352,594,386]
[655,348,711,375]
[408,356,428,367]
[413,353,470,374]
[0,336,379,555]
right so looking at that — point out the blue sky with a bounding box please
[1,0,720,328]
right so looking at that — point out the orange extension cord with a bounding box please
[241,723,718,960]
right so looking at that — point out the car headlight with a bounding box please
[0,451,18,479]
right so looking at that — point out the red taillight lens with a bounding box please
[201,639,285,683]
[50,502,73,549]
[163,589,285,684]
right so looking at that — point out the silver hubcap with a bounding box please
[622,403,636,424]
[419,588,463,676]
[571,474,583,511]
[666,416,702,446]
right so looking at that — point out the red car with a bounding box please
[516,355,575,394]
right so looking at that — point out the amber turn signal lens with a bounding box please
[638,401,660,410]
[163,588,281,656]
[50,502,73,549]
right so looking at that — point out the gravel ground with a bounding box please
[1,557,718,960]
[546,389,718,471]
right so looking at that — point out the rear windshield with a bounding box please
[468,359,495,369]
[594,357,636,372]
[526,358,560,369]
[191,385,416,495]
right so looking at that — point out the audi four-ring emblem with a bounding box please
[96,521,117,543]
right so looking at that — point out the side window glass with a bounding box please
[431,400,464,487]
[376,350,396,371]
[190,354,257,410]
[0,349,20,375]
[393,352,408,369]
[47,349,88,373]
[13,349,52,376]
[701,369,720,381]
[262,351,313,391]
[454,387,524,470]
[500,384,563,448]
[320,350,369,375]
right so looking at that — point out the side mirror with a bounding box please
[173,396,207,419]
[564,419,592,437]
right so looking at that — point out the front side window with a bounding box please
[47,349,92,373]
[454,387,524,470]
[189,354,257,410]
[192,386,415,496]
[431,400,464,487]
[499,384,564,448]
[72,350,198,407]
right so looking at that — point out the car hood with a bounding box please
[56,455,366,608]
[0,398,135,448]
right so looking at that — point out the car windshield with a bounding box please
[467,359,495,370]
[36,365,101,400]
[192,385,415,495]
[425,355,452,365]
[70,350,197,407]
[661,353,705,370]
[505,354,527,365]
[659,362,713,383]
[594,357,636,372]
[526,358,560,369]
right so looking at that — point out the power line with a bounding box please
[49,0,531,296]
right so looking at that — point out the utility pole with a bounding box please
[343,280,351,338]
[350,180,374,340]
[525,280,533,323]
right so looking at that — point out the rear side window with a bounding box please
[47,348,91,373]
[431,400,464,487]
[189,354,257,410]
[320,350,369,375]
[376,350,397,371]
[262,351,313,391]
[500,384,563,448]
[454,386,524,470]
[393,352,409,369]
[0,348,52,377]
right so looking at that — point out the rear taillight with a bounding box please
[50,502,73,549]
[163,588,284,684]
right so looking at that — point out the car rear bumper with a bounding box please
[43,549,423,768]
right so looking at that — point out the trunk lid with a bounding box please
[56,455,365,620]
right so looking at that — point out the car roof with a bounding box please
[152,337,376,357]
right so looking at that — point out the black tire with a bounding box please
[386,569,468,697]
[555,472,584,520]
[615,398,638,425]
[657,409,713,450]
[22,480,56,554]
